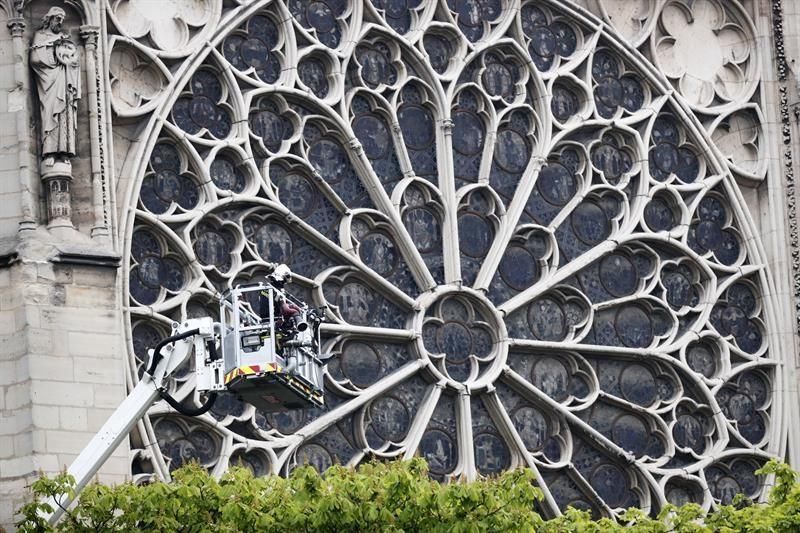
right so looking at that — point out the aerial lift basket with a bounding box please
[219,284,325,412]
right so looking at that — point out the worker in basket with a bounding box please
[259,264,307,345]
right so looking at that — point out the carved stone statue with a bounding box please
[31,6,80,164]
[30,6,81,229]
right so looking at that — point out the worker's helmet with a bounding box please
[269,264,292,286]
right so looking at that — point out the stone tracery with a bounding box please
[119,0,781,518]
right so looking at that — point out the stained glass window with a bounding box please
[125,0,779,518]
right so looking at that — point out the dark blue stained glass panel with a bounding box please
[172,71,231,139]
[520,5,578,72]
[526,298,567,342]
[599,253,637,298]
[716,370,769,444]
[306,130,376,209]
[488,229,550,304]
[591,49,644,117]
[423,33,453,74]
[495,380,556,454]
[327,340,411,390]
[520,155,581,226]
[665,480,704,507]
[531,356,570,401]
[399,98,438,183]
[472,395,511,475]
[371,0,422,33]
[367,395,410,442]
[591,359,663,408]
[686,341,717,378]
[551,83,580,122]
[337,341,382,388]
[129,267,159,305]
[272,168,340,241]
[298,56,329,97]
[363,374,426,449]
[540,470,599,517]
[571,437,639,509]
[353,44,397,88]
[288,0,346,48]
[652,116,680,145]
[150,143,180,172]
[572,252,640,305]
[615,305,654,348]
[449,0,502,42]
[588,304,672,348]
[644,195,677,231]
[591,140,632,184]
[193,226,233,271]
[419,393,458,480]
[295,416,359,471]
[489,111,533,205]
[662,266,699,309]
[210,157,247,193]
[552,199,615,261]
[210,392,247,421]
[322,276,407,329]
[709,283,762,354]
[222,14,281,83]
[482,62,515,99]
[357,228,420,297]
[352,107,404,195]
[250,108,292,151]
[242,216,337,279]
[353,113,391,159]
[572,200,611,245]
[154,419,220,471]
[706,458,764,504]
[131,229,161,261]
[578,402,663,458]
[452,91,486,188]
[458,196,495,286]
[499,246,538,291]
[402,198,445,283]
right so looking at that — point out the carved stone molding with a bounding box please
[6,16,25,36]
[771,0,800,334]
[79,23,111,241]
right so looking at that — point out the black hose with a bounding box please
[159,389,218,417]
[146,328,201,377]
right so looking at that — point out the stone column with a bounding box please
[80,25,110,241]
[7,17,37,231]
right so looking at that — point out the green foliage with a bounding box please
[16,458,800,532]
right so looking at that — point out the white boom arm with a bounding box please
[44,317,217,525]
[42,274,329,525]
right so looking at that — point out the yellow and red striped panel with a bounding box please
[224,363,281,385]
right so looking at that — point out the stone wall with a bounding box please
[0,0,125,530]
[0,17,22,243]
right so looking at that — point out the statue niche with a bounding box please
[30,6,81,229]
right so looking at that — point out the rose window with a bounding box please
[123,0,780,518]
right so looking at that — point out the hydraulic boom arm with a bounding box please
[44,317,217,524]
[42,272,328,525]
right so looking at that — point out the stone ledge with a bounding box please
[52,251,120,269]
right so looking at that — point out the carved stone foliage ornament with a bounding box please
[121,0,781,518]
